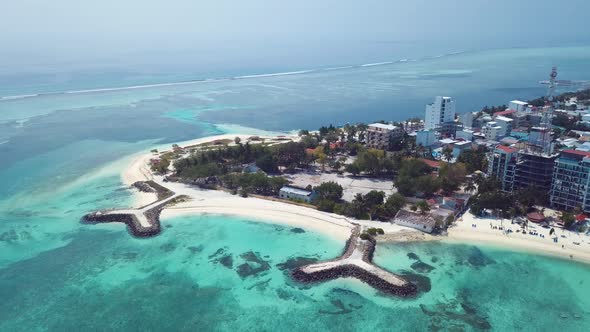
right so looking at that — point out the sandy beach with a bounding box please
[448,212,590,264]
[119,133,590,265]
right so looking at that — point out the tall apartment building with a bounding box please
[550,150,590,213]
[487,146,557,198]
[487,145,517,192]
[425,96,456,131]
[366,123,404,150]
[509,100,529,113]
[513,151,558,197]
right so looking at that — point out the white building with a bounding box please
[425,96,456,130]
[509,100,528,113]
[456,129,474,141]
[482,121,502,141]
[495,116,513,137]
[452,141,472,159]
[416,130,437,147]
[393,210,436,233]
[366,123,404,150]
[460,112,474,129]
[279,186,317,203]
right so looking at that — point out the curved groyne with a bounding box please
[292,226,418,297]
[81,182,185,238]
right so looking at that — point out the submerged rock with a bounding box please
[236,251,271,278]
[319,299,353,315]
[276,257,318,271]
[400,272,431,293]
[407,253,420,261]
[160,243,176,253]
[187,245,204,254]
[411,261,436,273]
[218,255,233,269]
[208,248,226,259]
[467,247,496,268]
[290,227,306,234]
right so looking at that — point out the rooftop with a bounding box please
[496,115,514,122]
[496,145,517,153]
[280,186,313,196]
[368,123,398,130]
[394,210,436,228]
[561,149,590,160]
[494,109,517,117]
[418,158,441,169]
[440,138,457,144]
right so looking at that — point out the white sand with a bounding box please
[448,212,590,264]
[119,133,365,240]
[120,133,298,208]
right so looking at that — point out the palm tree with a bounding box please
[442,147,454,162]
[464,178,476,193]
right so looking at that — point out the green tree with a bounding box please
[346,163,361,176]
[442,146,454,162]
[416,200,430,215]
[314,181,344,202]
[383,193,406,217]
[439,162,467,193]
[562,212,576,229]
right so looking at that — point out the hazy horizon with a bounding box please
[2,0,590,74]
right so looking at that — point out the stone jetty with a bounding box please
[292,226,418,297]
[82,182,183,238]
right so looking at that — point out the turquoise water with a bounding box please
[1,46,590,330]
[2,218,589,331]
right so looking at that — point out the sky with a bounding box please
[1,0,589,73]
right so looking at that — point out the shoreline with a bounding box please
[447,213,590,265]
[117,133,590,266]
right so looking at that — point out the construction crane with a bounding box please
[539,66,590,102]
[535,67,590,154]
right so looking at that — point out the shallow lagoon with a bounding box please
[1,213,589,331]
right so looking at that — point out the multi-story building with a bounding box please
[509,100,529,113]
[456,129,474,141]
[482,121,502,141]
[452,141,472,159]
[416,129,437,147]
[487,145,517,192]
[366,123,404,150]
[460,111,474,129]
[495,116,513,137]
[425,96,456,131]
[513,151,558,197]
[550,150,590,213]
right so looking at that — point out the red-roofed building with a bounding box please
[493,109,517,118]
[527,212,545,223]
[562,149,590,158]
[496,145,517,154]
[419,159,441,172]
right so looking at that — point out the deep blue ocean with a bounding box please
[1,46,590,331]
